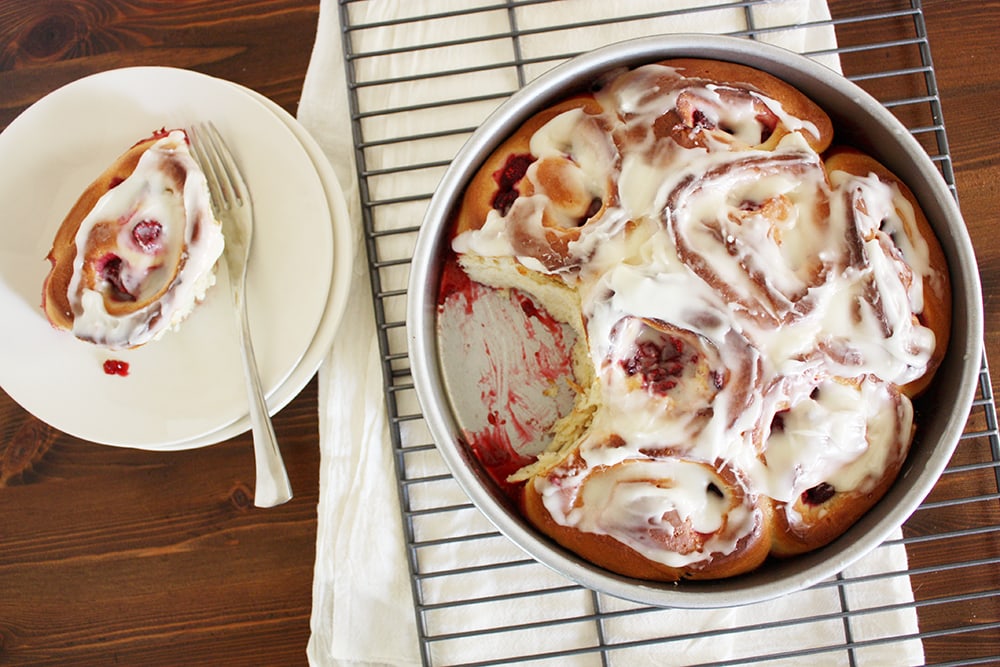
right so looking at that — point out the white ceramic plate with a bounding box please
[0,66,333,448]
[172,81,356,450]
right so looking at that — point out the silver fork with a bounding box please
[190,121,293,508]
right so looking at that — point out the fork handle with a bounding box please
[236,290,293,508]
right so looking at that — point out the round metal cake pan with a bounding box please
[407,34,984,607]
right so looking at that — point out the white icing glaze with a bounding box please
[451,63,941,569]
[748,90,821,141]
[759,375,911,505]
[663,136,835,322]
[67,131,224,348]
[537,451,759,569]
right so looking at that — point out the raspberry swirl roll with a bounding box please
[662,145,836,326]
[598,58,833,155]
[820,148,951,395]
[522,435,773,581]
[43,129,224,349]
[760,374,914,556]
[452,95,625,275]
[598,316,727,446]
[588,309,761,456]
[583,245,764,443]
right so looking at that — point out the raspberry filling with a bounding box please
[623,330,726,397]
[491,153,536,216]
[132,219,163,253]
[676,90,779,144]
[801,481,836,506]
[622,336,687,394]
[610,318,728,402]
[755,112,778,143]
[770,408,789,433]
[98,254,135,302]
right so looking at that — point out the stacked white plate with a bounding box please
[0,67,353,450]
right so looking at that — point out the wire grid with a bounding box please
[337,1,1000,664]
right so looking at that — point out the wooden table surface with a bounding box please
[0,1,996,665]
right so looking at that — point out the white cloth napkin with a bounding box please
[297,2,925,665]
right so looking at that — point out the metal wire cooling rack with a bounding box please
[337,1,1000,664]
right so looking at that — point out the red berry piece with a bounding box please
[102,359,130,376]
[801,482,836,506]
[490,153,536,216]
[132,219,162,253]
[621,335,689,396]
[98,254,135,302]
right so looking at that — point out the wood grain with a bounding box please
[0,0,997,664]
[839,3,1000,660]
[0,1,321,665]
[0,0,317,123]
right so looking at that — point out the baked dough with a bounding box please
[446,59,951,581]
